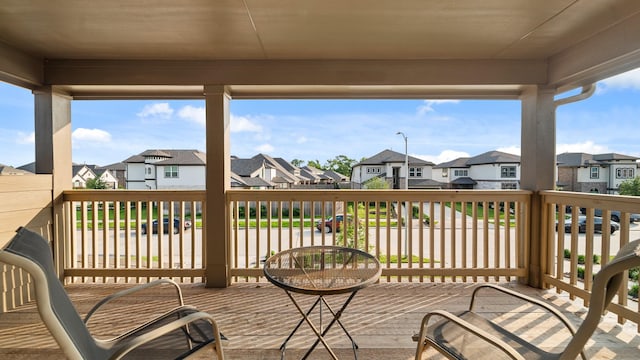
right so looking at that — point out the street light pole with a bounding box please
[396,131,408,258]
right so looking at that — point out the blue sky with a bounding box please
[1,68,639,168]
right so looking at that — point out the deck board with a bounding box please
[0,281,638,359]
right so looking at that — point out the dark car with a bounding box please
[593,209,640,223]
[315,215,349,233]
[556,215,620,234]
[141,218,189,234]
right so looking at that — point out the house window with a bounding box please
[409,167,422,177]
[501,166,516,178]
[454,169,468,177]
[441,169,448,177]
[616,167,635,179]
[590,167,599,179]
[366,167,381,174]
[164,166,178,178]
[146,167,152,175]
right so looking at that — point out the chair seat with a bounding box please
[423,311,561,360]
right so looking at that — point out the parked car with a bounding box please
[556,215,620,234]
[593,209,640,223]
[141,218,190,234]
[315,215,350,233]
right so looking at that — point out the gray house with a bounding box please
[557,152,639,194]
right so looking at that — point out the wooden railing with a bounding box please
[227,189,531,283]
[541,190,640,330]
[59,189,639,329]
[62,190,205,283]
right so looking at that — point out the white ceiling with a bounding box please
[1,0,640,98]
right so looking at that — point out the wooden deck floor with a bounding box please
[0,281,638,359]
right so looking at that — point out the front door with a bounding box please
[392,167,400,189]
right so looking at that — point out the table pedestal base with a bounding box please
[280,290,359,360]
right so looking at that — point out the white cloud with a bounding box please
[137,103,174,119]
[255,143,274,153]
[416,149,470,164]
[417,100,461,116]
[231,114,262,132]
[497,146,521,156]
[178,105,205,126]
[16,131,34,144]
[556,141,609,154]
[72,128,112,142]
[598,67,640,93]
[296,136,308,144]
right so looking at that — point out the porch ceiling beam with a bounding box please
[0,42,43,88]
[45,59,547,99]
[548,11,640,92]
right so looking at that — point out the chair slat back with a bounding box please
[0,227,105,359]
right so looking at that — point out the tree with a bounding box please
[619,176,640,196]
[86,177,107,189]
[364,177,389,189]
[326,155,356,177]
[307,159,324,169]
[291,158,304,167]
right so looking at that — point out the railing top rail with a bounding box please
[541,190,640,213]
[63,189,206,201]
[226,189,532,202]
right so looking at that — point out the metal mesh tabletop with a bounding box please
[263,246,381,295]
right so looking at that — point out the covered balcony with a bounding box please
[2,1,640,358]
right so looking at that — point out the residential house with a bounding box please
[433,157,476,189]
[124,149,206,190]
[556,152,639,194]
[0,164,31,176]
[99,162,126,189]
[71,164,96,188]
[415,150,522,190]
[230,155,278,189]
[85,165,118,189]
[351,149,439,189]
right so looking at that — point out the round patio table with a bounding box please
[263,246,381,360]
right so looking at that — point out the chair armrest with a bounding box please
[470,284,578,334]
[109,311,225,360]
[84,279,184,324]
[415,309,526,360]
[470,284,586,360]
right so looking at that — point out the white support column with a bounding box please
[34,86,72,280]
[204,85,231,287]
[520,86,556,288]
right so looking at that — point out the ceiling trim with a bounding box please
[45,59,546,85]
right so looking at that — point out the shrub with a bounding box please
[564,249,571,259]
[577,254,585,265]
[593,254,601,265]
[630,284,639,298]
[629,267,640,282]
[577,267,585,279]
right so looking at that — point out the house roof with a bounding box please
[466,151,520,166]
[100,162,126,171]
[434,157,471,169]
[357,149,434,167]
[124,150,206,165]
[242,177,274,188]
[231,158,267,177]
[0,164,31,175]
[451,177,478,185]
[252,154,297,183]
[408,178,444,189]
